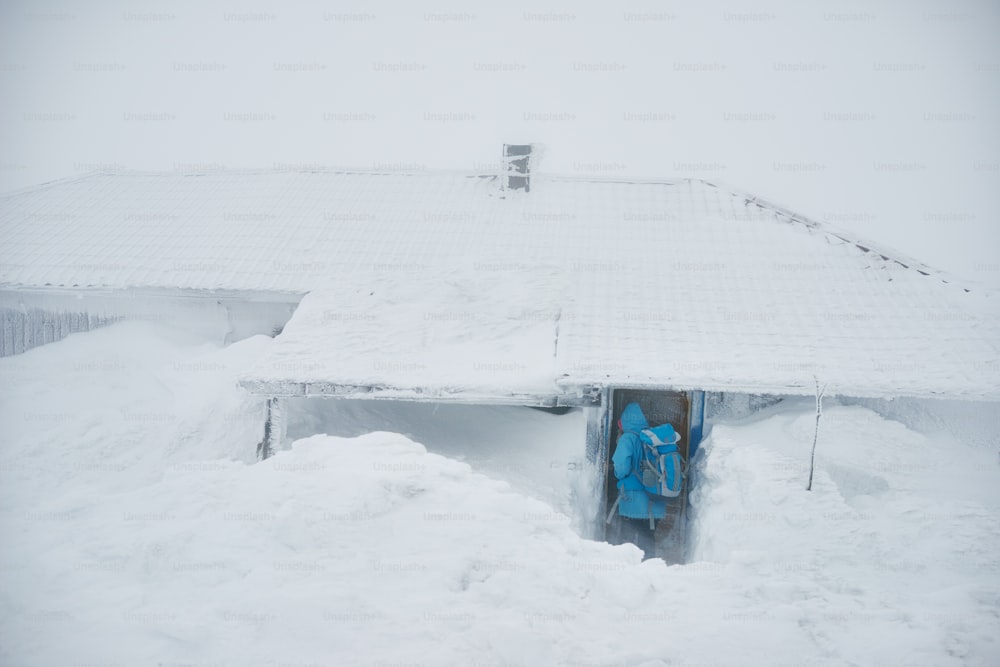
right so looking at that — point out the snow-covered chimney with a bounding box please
[502,144,532,193]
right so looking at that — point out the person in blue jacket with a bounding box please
[612,402,668,559]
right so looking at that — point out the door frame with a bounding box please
[598,387,706,544]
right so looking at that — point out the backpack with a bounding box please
[635,425,685,499]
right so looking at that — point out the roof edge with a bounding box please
[0,284,306,301]
[0,165,699,199]
[237,379,602,407]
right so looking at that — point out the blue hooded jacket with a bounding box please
[612,402,668,520]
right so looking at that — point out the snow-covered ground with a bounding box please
[284,396,591,529]
[1,322,998,665]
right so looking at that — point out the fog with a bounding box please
[2,0,998,285]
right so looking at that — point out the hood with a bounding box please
[620,402,649,432]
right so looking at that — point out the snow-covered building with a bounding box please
[3,152,999,538]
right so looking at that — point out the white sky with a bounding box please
[2,0,998,286]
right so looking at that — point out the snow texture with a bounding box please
[3,170,998,399]
[1,321,998,665]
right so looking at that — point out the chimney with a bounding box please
[502,144,532,193]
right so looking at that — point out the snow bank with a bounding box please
[689,400,1000,665]
[0,321,269,493]
[283,396,591,533]
[2,323,998,665]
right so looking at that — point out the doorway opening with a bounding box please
[604,388,694,564]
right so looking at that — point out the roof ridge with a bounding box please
[3,166,703,190]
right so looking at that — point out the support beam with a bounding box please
[583,388,611,541]
[237,379,602,407]
[688,389,706,460]
[256,397,287,461]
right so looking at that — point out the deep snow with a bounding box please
[283,396,591,533]
[1,322,998,665]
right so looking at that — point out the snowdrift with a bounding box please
[1,323,997,665]
[688,402,1000,664]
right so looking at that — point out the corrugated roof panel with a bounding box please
[2,169,997,399]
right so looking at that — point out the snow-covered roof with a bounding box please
[3,169,998,400]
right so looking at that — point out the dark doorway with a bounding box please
[605,388,691,563]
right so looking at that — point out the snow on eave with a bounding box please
[0,284,306,301]
[555,376,1000,402]
[238,375,1000,406]
[237,378,602,407]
